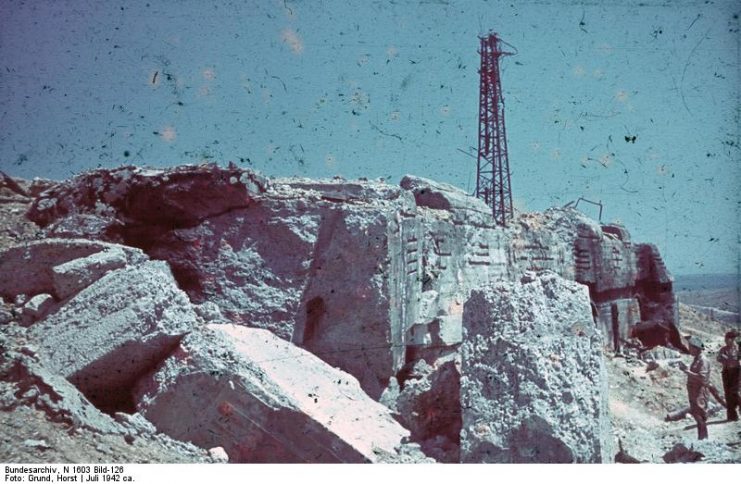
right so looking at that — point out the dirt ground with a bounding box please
[607,304,741,463]
[0,396,208,463]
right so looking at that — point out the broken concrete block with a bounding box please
[135,324,410,463]
[21,293,55,325]
[27,164,267,230]
[0,239,147,301]
[396,356,461,463]
[282,178,403,203]
[28,260,199,413]
[208,447,229,463]
[44,213,124,242]
[52,247,128,300]
[114,412,157,436]
[378,376,400,412]
[400,175,490,214]
[2,352,126,435]
[460,272,613,463]
[407,291,464,347]
[0,305,14,324]
[192,301,226,323]
[23,439,51,450]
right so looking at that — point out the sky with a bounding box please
[0,0,738,276]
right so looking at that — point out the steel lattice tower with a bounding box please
[476,33,514,226]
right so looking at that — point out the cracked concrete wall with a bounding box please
[290,200,420,399]
[505,211,676,351]
[402,180,661,356]
[410,213,508,349]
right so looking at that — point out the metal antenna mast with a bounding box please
[476,33,514,226]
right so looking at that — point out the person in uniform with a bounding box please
[679,337,710,440]
[716,330,740,422]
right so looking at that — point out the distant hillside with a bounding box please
[674,273,739,291]
[673,273,739,292]
[674,273,740,322]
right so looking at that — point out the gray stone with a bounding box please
[192,301,226,323]
[400,175,490,214]
[23,439,51,450]
[114,412,158,436]
[0,305,14,324]
[52,247,128,299]
[378,376,400,412]
[396,356,461,462]
[0,239,147,301]
[208,447,229,463]
[135,324,410,463]
[28,260,199,412]
[21,293,56,325]
[460,272,613,463]
[44,213,124,242]
[3,352,125,434]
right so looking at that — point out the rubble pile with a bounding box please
[0,164,685,463]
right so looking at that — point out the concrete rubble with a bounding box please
[1,330,212,462]
[0,238,147,302]
[135,324,411,463]
[29,166,422,399]
[21,294,55,325]
[52,246,128,299]
[460,272,612,462]
[1,339,128,435]
[0,164,687,463]
[27,258,198,414]
[0,239,199,414]
[395,355,462,462]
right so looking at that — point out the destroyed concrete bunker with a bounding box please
[1,164,683,463]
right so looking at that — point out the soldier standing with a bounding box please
[717,330,740,422]
[679,337,710,440]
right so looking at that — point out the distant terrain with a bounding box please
[674,273,739,292]
[675,273,739,325]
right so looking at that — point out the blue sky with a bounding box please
[0,0,738,276]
